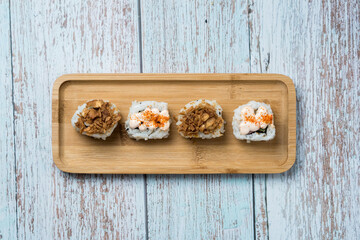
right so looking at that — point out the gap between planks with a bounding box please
[247,0,269,238]
[137,0,148,239]
[8,0,19,238]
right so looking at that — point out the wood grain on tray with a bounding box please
[52,73,296,174]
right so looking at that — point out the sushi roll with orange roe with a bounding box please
[232,101,275,143]
[125,101,171,140]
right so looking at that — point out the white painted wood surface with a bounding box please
[10,0,145,239]
[141,1,255,239]
[249,0,360,239]
[1,0,359,239]
[0,1,16,239]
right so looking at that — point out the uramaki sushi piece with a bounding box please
[232,101,275,143]
[71,99,121,140]
[176,99,225,139]
[125,101,171,140]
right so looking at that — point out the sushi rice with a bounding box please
[232,101,275,143]
[176,99,225,139]
[71,100,120,140]
[125,101,171,140]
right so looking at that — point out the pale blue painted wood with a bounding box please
[249,0,360,239]
[253,175,268,240]
[10,0,146,239]
[0,1,17,239]
[146,175,254,240]
[2,0,358,239]
[141,0,254,239]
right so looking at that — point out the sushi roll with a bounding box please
[176,99,225,139]
[125,101,171,140]
[232,101,275,142]
[71,99,121,140]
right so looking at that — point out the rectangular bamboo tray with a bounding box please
[52,74,296,174]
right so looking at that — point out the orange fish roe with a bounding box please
[132,109,170,128]
[243,111,273,125]
[259,114,273,124]
[243,114,256,123]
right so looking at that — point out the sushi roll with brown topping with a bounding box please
[71,99,121,140]
[176,99,225,139]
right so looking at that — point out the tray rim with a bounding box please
[52,73,296,174]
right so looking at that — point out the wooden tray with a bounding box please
[52,74,296,174]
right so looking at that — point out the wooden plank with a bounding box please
[253,175,268,240]
[10,1,146,239]
[0,1,17,239]
[52,73,295,174]
[249,0,360,239]
[247,1,269,239]
[141,1,255,238]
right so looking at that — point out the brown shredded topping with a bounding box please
[177,102,224,137]
[75,100,121,135]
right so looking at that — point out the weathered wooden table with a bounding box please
[1,0,358,239]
